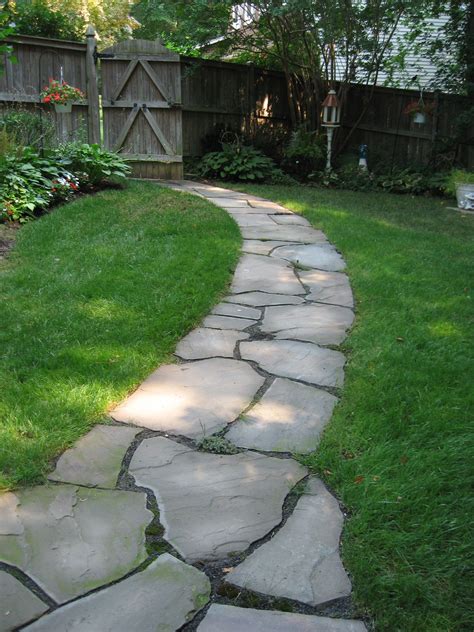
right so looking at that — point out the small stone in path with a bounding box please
[0,486,151,603]
[0,570,48,631]
[176,328,249,360]
[48,425,139,488]
[197,604,367,632]
[129,437,306,562]
[271,243,346,271]
[299,269,354,308]
[211,302,261,319]
[23,554,211,632]
[225,292,305,307]
[262,303,354,345]
[226,478,352,606]
[226,378,337,453]
[240,339,345,387]
[231,254,303,295]
[202,314,256,330]
[111,358,264,438]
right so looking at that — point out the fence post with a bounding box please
[86,25,101,144]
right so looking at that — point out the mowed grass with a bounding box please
[235,183,474,632]
[0,181,240,490]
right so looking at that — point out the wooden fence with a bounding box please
[1,34,472,172]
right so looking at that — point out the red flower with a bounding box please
[43,96,51,103]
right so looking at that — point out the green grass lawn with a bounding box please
[0,181,240,490]
[234,183,474,632]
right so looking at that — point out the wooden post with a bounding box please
[86,25,101,144]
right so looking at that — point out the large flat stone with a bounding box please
[48,425,139,488]
[262,304,354,345]
[211,302,261,319]
[226,378,337,453]
[225,292,305,307]
[0,571,48,631]
[300,269,354,308]
[198,604,367,632]
[207,197,250,208]
[129,437,306,562]
[112,358,264,438]
[226,206,283,215]
[242,240,297,255]
[272,244,346,271]
[231,254,303,295]
[232,214,276,227]
[248,199,286,210]
[202,314,256,330]
[24,554,210,632]
[227,478,352,606]
[241,226,327,243]
[0,486,151,603]
[272,214,311,226]
[240,340,345,388]
[175,328,249,360]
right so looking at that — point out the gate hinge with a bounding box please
[93,47,116,63]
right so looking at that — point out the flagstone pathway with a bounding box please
[0,182,367,631]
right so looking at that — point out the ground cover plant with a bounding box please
[232,182,473,632]
[0,182,241,489]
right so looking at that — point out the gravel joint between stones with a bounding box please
[0,182,367,632]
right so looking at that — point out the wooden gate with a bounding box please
[100,40,183,179]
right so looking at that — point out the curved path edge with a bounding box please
[0,182,367,632]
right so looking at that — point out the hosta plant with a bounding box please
[198,142,283,182]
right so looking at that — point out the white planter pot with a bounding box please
[54,102,72,113]
[455,183,474,210]
[413,112,426,124]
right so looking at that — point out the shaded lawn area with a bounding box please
[0,182,240,490]
[234,183,473,632]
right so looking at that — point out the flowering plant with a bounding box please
[404,100,435,116]
[40,79,84,105]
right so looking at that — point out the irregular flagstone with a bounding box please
[0,486,151,603]
[24,554,211,632]
[206,197,250,208]
[232,214,276,227]
[225,291,305,307]
[211,302,261,319]
[197,604,368,632]
[226,378,338,453]
[299,269,354,308]
[240,340,345,387]
[226,205,283,215]
[129,437,307,562]
[0,571,48,631]
[242,240,298,256]
[271,243,346,271]
[226,478,352,606]
[231,254,303,295]
[272,214,311,226]
[175,328,249,360]
[202,314,257,330]
[48,425,139,488]
[111,358,264,438]
[248,199,286,210]
[241,225,327,244]
[262,304,354,345]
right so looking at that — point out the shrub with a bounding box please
[282,127,325,178]
[198,141,285,182]
[58,143,130,186]
[0,107,56,152]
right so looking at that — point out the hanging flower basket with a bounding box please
[404,100,435,125]
[40,79,84,113]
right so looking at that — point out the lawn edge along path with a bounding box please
[0,182,368,632]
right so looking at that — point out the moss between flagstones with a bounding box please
[232,182,474,632]
[0,181,240,490]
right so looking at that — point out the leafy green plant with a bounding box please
[0,107,56,152]
[445,169,474,198]
[58,143,130,186]
[283,127,325,178]
[198,141,285,182]
[11,4,85,41]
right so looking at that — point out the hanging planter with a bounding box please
[404,98,434,125]
[40,79,84,114]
